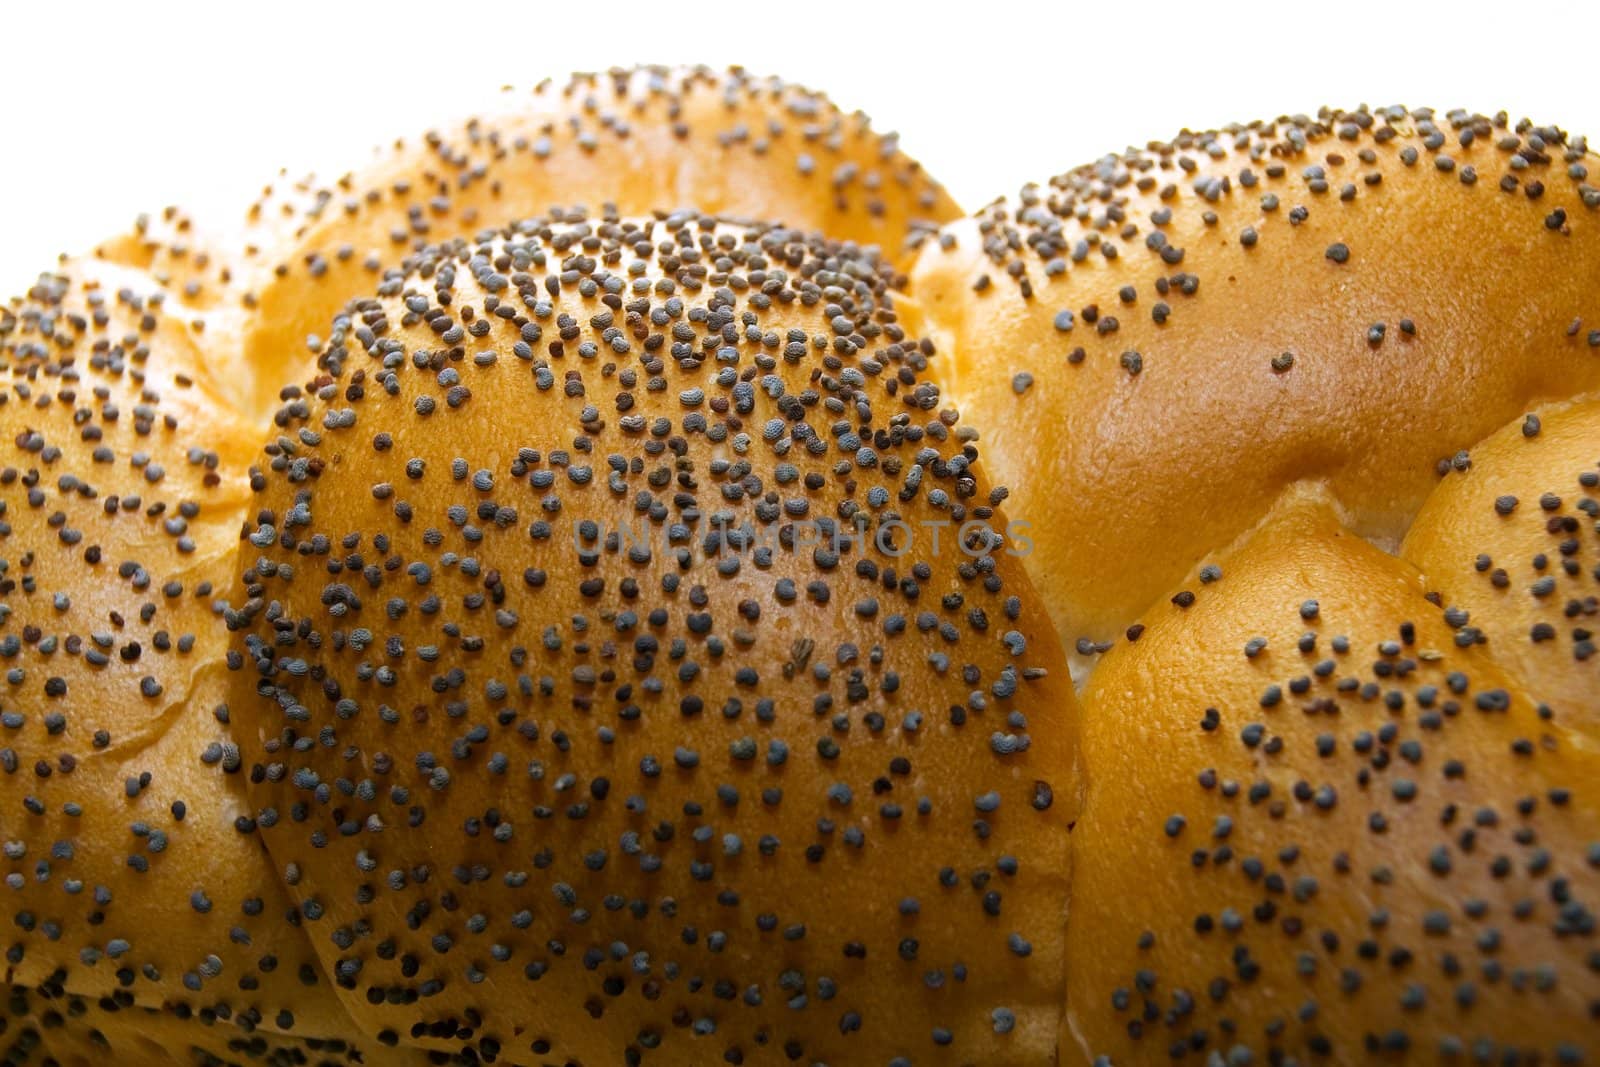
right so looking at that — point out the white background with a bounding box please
[3,0,1598,294]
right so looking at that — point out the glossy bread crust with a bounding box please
[4,79,1599,1066]
[225,213,1078,1065]
[910,107,1600,655]
[94,66,961,425]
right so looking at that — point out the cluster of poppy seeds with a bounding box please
[256,65,950,254]
[1401,399,1600,727]
[224,210,1074,1064]
[1071,507,1600,1064]
[1457,463,1597,680]
[950,105,1593,318]
[0,269,443,1062]
[1,977,434,1066]
[86,66,962,431]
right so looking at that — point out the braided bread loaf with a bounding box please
[2,72,1596,1065]
[909,106,1600,1064]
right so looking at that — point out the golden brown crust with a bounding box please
[908,107,1600,656]
[12,86,1600,1066]
[1402,397,1599,731]
[1068,496,1600,1063]
[0,265,411,1051]
[91,66,961,427]
[223,212,1078,1064]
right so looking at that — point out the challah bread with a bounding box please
[907,107,1600,656]
[1401,397,1599,727]
[0,265,427,1057]
[91,66,960,426]
[7,71,1600,1066]
[223,211,1077,1065]
[1066,492,1600,1064]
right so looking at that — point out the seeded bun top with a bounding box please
[1066,494,1600,1063]
[225,211,1077,1064]
[93,66,961,426]
[0,264,413,1054]
[907,106,1600,659]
